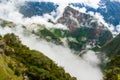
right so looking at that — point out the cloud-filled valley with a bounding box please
[0,0,120,80]
[0,25,103,80]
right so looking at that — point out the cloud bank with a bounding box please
[0,26,103,80]
[1,0,116,36]
[0,0,70,30]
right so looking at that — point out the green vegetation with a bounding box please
[101,34,120,57]
[36,26,112,51]
[101,34,120,80]
[0,19,16,27]
[49,27,112,51]
[34,27,63,45]
[104,55,120,80]
[0,18,112,51]
[0,33,76,80]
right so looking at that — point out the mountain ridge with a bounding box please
[19,0,120,35]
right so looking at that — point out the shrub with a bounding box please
[14,68,21,76]
[8,62,14,70]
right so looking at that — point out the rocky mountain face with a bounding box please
[19,0,120,32]
[0,5,113,51]
[57,6,113,48]
[98,0,120,27]
[71,0,120,31]
[0,1,120,80]
[58,6,106,32]
[18,1,114,51]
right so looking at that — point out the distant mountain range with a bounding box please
[19,0,120,33]
[0,0,120,80]
[19,2,58,17]
[70,0,120,31]
[0,5,113,51]
[100,33,120,80]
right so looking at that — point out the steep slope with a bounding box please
[57,6,113,50]
[101,34,120,57]
[19,0,120,29]
[98,0,120,27]
[71,0,120,28]
[104,55,120,80]
[0,53,22,80]
[0,33,76,80]
[101,34,120,80]
[0,11,113,51]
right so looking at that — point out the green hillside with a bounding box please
[0,33,76,80]
[101,34,120,57]
[102,34,120,80]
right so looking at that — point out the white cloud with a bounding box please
[70,5,87,13]
[116,24,120,33]
[0,26,103,80]
[0,0,69,30]
[82,50,101,66]
[88,12,115,35]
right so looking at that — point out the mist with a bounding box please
[0,0,116,36]
[0,0,105,80]
[0,26,103,80]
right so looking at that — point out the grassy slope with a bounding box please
[0,54,22,80]
[0,33,76,80]
[101,34,120,80]
[101,34,120,57]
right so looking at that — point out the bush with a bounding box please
[14,68,21,76]
[8,62,14,70]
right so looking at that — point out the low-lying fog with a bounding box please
[0,26,103,80]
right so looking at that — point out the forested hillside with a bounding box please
[102,34,120,80]
[0,33,76,80]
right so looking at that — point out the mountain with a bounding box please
[0,0,120,80]
[104,54,120,80]
[0,33,76,80]
[57,6,113,50]
[101,34,120,57]
[0,5,113,51]
[0,19,104,80]
[71,0,120,29]
[100,34,120,80]
[19,1,58,17]
[19,0,120,33]
[98,0,120,27]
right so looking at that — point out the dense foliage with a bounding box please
[0,33,76,80]
[101,34,120,57]
[34,26,112,51]
[104,55,120,80]
[102,34,120,80]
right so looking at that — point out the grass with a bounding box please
[0,54,22,80]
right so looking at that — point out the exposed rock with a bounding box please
[57,6,113,47]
